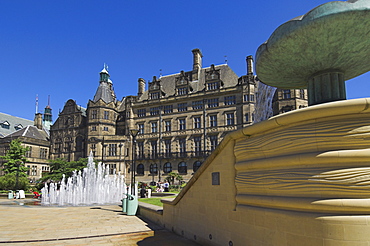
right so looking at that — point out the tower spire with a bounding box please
[43,95,53,130]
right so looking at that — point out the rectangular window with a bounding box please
[194,117,201,129]
[109,164,116,175]
[245,113,250,123]
[300,89,305,99]
[151,122,158,133]
[194,136,202,154]
[207,82,220,90]
[31,165,37,176]
[210,115,217,127]
[283,90,291,99]
[179,138,186,155]
[244,94,255,102]
[192,100,203,110]
[210,135,218,151]
[165,120,171,132]
[150,107,160,116]
[164,139,171,157]
[103,126,108,131]
[178,103,188,112]
[39,148,48,159]
[91,126,97,131]
[138,141,144,158]
[150,92,160,99]
[163,105,173,114]
[179,118,186,130]
[207,98,219,108]
[137,109,146,117]
[108,144,117,156]
[178,87,188,95]
[151,140,157,158]
[226,113,235,126]
[25,146,32,158]
[138,123,144,134]
[224,95,236,105]
[91,110,97,119]
[104,111,109,120]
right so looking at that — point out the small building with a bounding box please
[0,109,52,182]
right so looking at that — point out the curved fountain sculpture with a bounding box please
[255,0,370,105]
[152,1,370,245]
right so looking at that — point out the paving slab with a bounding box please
[0,199,199,245]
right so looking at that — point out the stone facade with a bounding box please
[50,49,262,183]
[0,113,50,181]
[272,88,308,116]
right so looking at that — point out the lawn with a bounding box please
[138,196,176,207]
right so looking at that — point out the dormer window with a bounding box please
[14,124,23,130]
[178,87,188,95]
[148,76,164,100]
[205,64,223,91]
[207,82,220,90]
[175,71,192,96]
[1,121,10,129]
[150,92,160,99]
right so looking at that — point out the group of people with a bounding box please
[156,181,170,193]
[139,181,170,198]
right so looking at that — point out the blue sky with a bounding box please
[1,0,368,121]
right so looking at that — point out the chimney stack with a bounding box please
[34,113,43,130]
[192,48,203,81]
[138,78,146,97]
[246,55,254,75]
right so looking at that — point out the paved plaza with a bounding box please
[0,199,199,245]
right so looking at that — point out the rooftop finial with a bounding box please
[101,63,109,74]
[35,94,39,114]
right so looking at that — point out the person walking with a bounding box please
[164,181,169,192]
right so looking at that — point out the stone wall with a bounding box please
[140,98,370,245]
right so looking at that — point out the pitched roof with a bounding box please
[138,64,239,101]
[0,112,33,138]
[93,81,116,104]
[6,125,49,141]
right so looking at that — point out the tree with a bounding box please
[165,172,183,185]
[38,158,88,184]
[0,139,30,190]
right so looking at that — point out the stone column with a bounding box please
[308,71,346,105]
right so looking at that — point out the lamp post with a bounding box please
[118,143,123,173]
[130,129,139,195]
[101,137,106,163]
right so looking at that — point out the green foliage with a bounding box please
[0,139,29,176]
[36,158,88,189]
[138,196,177,207]
[0,173,29,190]
[165,172,183,185]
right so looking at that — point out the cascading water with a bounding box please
[41,153,127,206]
[253,81,277,123]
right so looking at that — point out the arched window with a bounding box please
[137,164,144,175]
[150,164,158,174]
[163,162,172,173]
[178,162,187,174]
[193,161,202,172]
